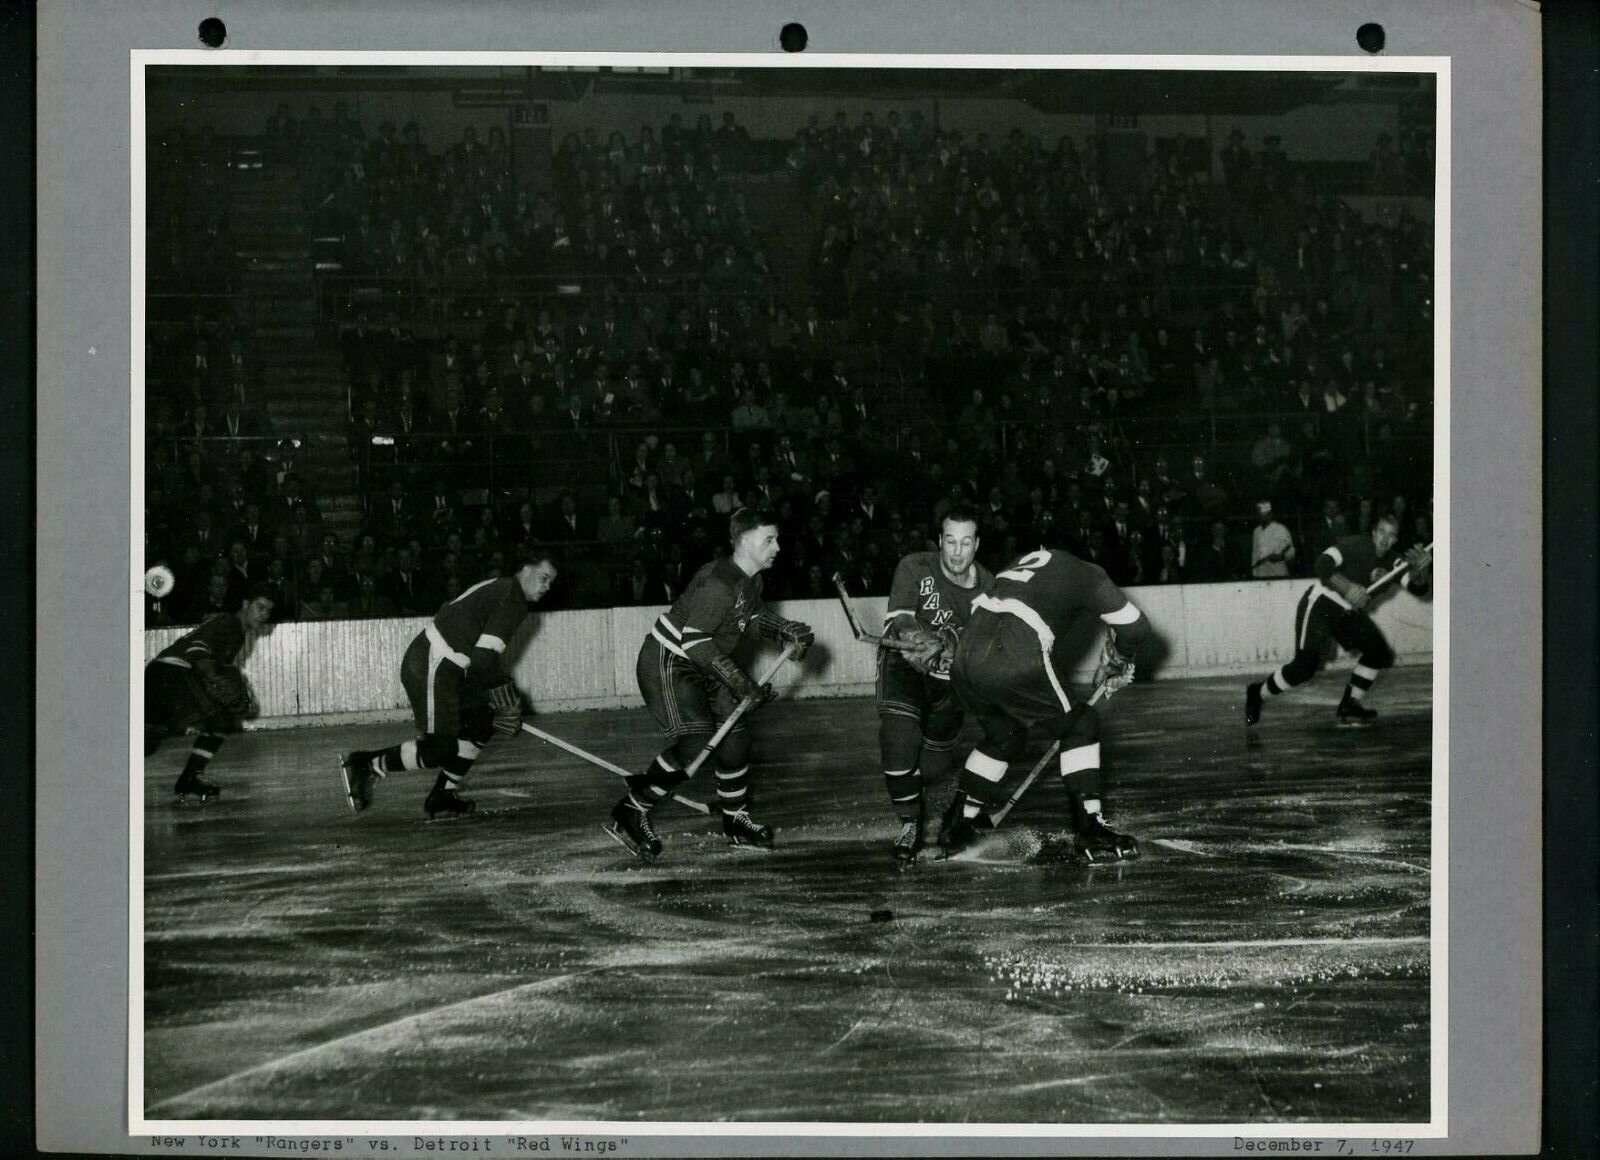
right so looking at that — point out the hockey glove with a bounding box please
[198,662,254,717]
[778,619,815,659]
[931,623,962,677]
[1404,544,1433,579]
[486,679,524,737]
[899,626,945,676]
[708,652,776,709]
[1090,633,1136,701]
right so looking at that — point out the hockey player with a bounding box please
[144,588,276,803]
[340,554,558,818]
[945,547,1153,863]
[1245,514,1431,728]
[607,506,815,862]
[876,506,993,866]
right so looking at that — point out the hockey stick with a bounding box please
[986,683,1112,828]
[682,643,799,779]
[1364,541,1434,597]
[831,572,919,652]
[520,722,710,814]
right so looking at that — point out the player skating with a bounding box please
[874,506,992,867]
[944,547,1153,864]
[1245,515,1431,728]
[607,507,814,862]
[144,589,276,804]
[340,554,558,818]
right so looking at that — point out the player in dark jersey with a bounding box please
[946,547,1153,863]
[144,588,276,803]
[607,507,815,862]
[876,506,993,867]
[339,554,558,818]
[1245,514,1431,728]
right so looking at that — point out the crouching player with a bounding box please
[145,588,276,803]
[1245,516,1431,728]
[340,553,557,818]
[876,506,992,867]
[607,507,814,862]
[946,547,1152,864]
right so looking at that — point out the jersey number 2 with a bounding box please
[998,549,1052,583]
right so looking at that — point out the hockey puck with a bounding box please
[869,908,895,923]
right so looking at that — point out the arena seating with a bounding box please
[144,102,1434,625]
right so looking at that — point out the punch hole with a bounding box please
[198,17,227,48]
[1356,23,1385,54]
[779,23,808,53]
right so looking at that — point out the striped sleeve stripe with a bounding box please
[475,633,507,653]
[653,614,685,640]
[1099,602,1141,626]
[884,609,917,625]
[1322,547,1343,568]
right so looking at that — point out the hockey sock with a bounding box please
[627,753,685,811]
[1263,667,1293,697]
[1345,664,1380,702]
[715,764,750,814]
[436,740,481,790]
[181,733,224,778]
[883,767,923,821]
[375,739,425,774]
[959,750,1008,818]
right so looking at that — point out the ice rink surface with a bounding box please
[142,669,1432,1124]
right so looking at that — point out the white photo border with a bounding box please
[128,48,1451,1142]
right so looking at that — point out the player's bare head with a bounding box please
[939,505,981,576]
[517,551,558,603]
[239,587,275,629]
[730,506,781,571]
[1372,515,1400,554]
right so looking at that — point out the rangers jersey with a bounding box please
[152,612,247,670]
[427,576,532,676]
[885,551,993,678]
[649,557,767,664]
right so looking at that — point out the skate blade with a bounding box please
[604,821,659,863]
[724,837,774,852]
[338,760,362,813]
[1337,718,1375,729]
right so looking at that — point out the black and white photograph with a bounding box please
[133,54,1444,1133]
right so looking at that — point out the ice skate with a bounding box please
[423,786,476,819]
[1245,682,1264,726]
[1336,694,1378,728]
[892,815,925,868]
[339,751,384,813]
[605,798,663,862]
[1076,815,1140,864]
[173,771,220,805]
[721,807,774,850]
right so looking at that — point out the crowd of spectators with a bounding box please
[145,98,1435,627]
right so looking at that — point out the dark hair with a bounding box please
[241,585,276,607]
[940,504,981,534]
[729,506,778,544]
[520,546,556,570]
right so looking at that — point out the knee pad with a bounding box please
[1059,704,1101,746]
[713,729,752,772]
[667,735,712,769]
[1282,648,1322,686]
[417,734,458,767]
[920,699,965,752]
[878,713,924,771]
[976,720,1029,764]
[1364,639,1396,670]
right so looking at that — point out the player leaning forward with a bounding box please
[607,507,815,862]
[945,547,1152,863]
[1245,515,1431,728]
[340,555,558,818]
[876,506,993,866]
[144,589,276,803]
